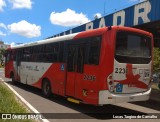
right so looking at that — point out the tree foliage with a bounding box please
[153,48,160,72]
[0,48,5,66]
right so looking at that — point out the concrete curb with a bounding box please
[0,78,50,122]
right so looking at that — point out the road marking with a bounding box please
[0,78,50,122]
[116,102,160,113]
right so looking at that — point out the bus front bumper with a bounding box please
[98,88,151,105]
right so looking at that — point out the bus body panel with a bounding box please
[64,31,106,105]
[5,61,14,78]
[19,62,51,85]
[112,60,152,94]
[98,88,151,104]
[79,65,101,104]
[32,63,66,96]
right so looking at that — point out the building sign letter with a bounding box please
[99,17,106,28]
[86,22,93,30]
[134,1,151,25]
[113,10,125,26]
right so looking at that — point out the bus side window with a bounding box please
[23,47,31,62]
[8,50,14,61]
[77,45,86,73]
[32,45,44,62]
[59,42,64,62]
[46,44,53,53]
[88,37,101,65]
[67,46,76,72]
[13,50,16,61]
[5,50,14,63]
[52,43,59,62]
[45,43,59,63]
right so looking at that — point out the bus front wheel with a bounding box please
[42,79,51,97]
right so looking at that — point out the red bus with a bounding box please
[4,26,153,105]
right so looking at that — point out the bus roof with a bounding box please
[10,32,79,49]
[9,26,152,50]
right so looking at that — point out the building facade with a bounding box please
[0,41,10,49]
[51,0,160,47]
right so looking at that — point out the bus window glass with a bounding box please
[67,46,76,72]
[23,47,31,62]
[46,44,53,53]
[59,42,64,62]
[88,36,101,65]
[115,31,151,64]
[5,51,10,64]
[77,46,86,73]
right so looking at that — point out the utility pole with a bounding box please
[104,0,106,15]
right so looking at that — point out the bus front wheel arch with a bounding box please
[42,78,52,98]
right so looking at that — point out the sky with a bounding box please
[0,0,144,46]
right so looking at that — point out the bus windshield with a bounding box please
[115,31,152,64]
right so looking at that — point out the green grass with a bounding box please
[0,81,34,122]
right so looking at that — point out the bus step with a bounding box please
[67,97,80,104]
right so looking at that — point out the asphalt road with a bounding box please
[0,68,160,122]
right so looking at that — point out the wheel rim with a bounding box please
[44,82,50,95]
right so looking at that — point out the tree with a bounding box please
[153,48,160,72]
[0,48,5,67]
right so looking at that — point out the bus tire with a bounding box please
[158,83,160,89]
[10,72,16,84]
[42,79,51,98]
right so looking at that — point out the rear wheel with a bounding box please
[42,79,51,97]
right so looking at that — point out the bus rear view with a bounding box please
[99,27,153,105]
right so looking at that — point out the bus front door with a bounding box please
[66,44,86,98]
